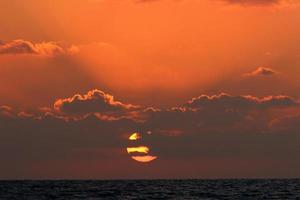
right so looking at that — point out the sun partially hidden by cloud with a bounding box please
[127,132,158,163]
[1,89,300,177]
[131,156,158,163]
[127,146,150,154]
[129,132,142,140]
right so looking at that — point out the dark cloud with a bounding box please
[139,94,299,141]
[186,93,297,110]
[0,39,78,56]
[0,110,139,178]
[0,105,14,118]
[1,90,300,178]
[270,114,300,133]
[54,89,140,115]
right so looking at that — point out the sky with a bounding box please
[1,0,300,179]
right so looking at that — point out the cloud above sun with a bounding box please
[54,89,139,115]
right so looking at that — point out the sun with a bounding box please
[131,156,158,163]
[129,132,141,141]
[127,146,149,154]
[127,132,158,163]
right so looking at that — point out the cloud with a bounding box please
[137,0,290,7]
[137,94,300,174]
[0,109,139,178]
[186,93,297,110]
[0,39,79,56]
[269,114,300,133]
[54,89,140,115]
[138,0,281,6]
[244,67,278,77]
[223,0,280,6]
[138,94,299,146]
[0,105,14,118]
[1,90,300,178]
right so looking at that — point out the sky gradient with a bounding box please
[1,0,300,179]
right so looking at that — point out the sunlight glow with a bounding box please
[127,146,149,154]
[129,132,141,141]
[127,132,158,163]
[131,155,158,163]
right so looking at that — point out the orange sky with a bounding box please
[1,0,300,108]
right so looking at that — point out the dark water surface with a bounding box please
[0,179,299,199]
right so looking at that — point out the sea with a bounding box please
[0,179,299,199]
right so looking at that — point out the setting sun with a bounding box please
[127,132,158,163]
[127,146,149,154]
[129,132,141,141]
[131,156,158,163]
